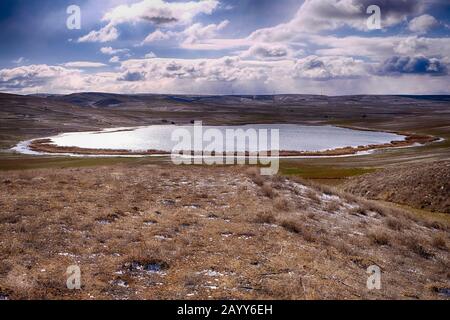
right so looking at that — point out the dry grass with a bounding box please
[0,164,447,300]
[432,234,447,250]
[324,200,340,213]
[385,217,404,231]
[278,215,316,242]
[254,211,276,224]
[262,182,277,199]
[344,161,450,213]
[273,196,290,211]
[368,229,391,246]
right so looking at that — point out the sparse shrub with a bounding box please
[270,175,285,189]
[252,175,265,186]
[254,211,276,224]
[262,182,277,198]
[324,200,340,213]
[409,242,433,259]
[279,216,316,242]
[385,217,403,231]
[306,189,321,204]
[336,190,358,204]
[307,212,317,220]
[336,241,354,256]
[362,200,386,217]
[432,234,447,250]
[247,167,265,186]
[315,183,336,196]
[369,230,390,246]
[273,196,290,211]
[184,273,204,289]
[349,206,367,216]
[279,217,302,234]
[424,219,446,231]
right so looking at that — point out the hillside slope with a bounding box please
[0,165,448,299]
[344,161,450,213]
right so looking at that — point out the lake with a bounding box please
[36,124,405,154]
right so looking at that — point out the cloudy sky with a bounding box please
[0,0,449,95]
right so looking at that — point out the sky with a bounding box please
[0,0,449,95]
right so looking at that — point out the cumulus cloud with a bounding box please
[117,56,280,83]
[294,55,368,80]
[248,0,426,43]
[240,44,293,61]
[142,29,175,43]
[1,59,449,95]
[145,52,157,59]
[79,0,219,43]
[2,0,449,96]
[78,24,119,43]
[109,56,120,64]
[181,20,229,47]
[62,61,108,68]
[408,14,439,34]
[377,56,447,75]
[312,35,450,59]
[118,71,146,82]
[142,20,229,48]
[0,64,83,91]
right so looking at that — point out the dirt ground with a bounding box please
[0,164,448,300]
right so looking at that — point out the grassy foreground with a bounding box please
[0,164,448,300]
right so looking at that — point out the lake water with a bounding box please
[42,124,405,153]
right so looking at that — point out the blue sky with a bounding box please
[0,0,449,95]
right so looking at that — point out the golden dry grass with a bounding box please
[0,164,448,300]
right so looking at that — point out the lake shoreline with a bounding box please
[24,126,438,158]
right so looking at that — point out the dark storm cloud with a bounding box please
[310,0,424,20]
[118,71,145,82]
[377,56,447,75]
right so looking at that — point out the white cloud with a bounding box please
[2,0,449,96]
[312,35,450,60]
[100,47,130,55]
[142,29,175,43]
[240,44,293,61]
[145,52,157,59]
[181,20,229,47]
[62,61,108,68]
[78,24,119,43]
[109,56,120,63]
[293,55,368,80]
[1,59,449,95]
[79,0,219,43]
[0,64,84,92]
[408,14,439,34]
[142,20,229,48]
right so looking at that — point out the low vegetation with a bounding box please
[0,164,448,300]
[344,161,450,213]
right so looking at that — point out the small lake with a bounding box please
[40,124,405,154]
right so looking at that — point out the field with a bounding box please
[0,165,448,300]
[0,92,449,300]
